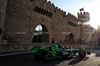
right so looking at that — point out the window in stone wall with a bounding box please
[48,12,50,17]
[35,6,38,12]
[68,21,76,27]
[34,6,52,18]
[38,7,41,13]
[50,13,52,17]
[43,9,46,15]
[41,8,43,14]
[46,11,48,16]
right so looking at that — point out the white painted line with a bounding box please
[0,51,32,57]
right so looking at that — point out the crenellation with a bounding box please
[61,10,63,13]
[78,11,89,15]
[84,11,85,14]
[67,12,77,19]
[68,12,70,15]
[78,11,90,23]
[58,8,61,12]
[68,12,71,15]
[35,0,67,16]
[51,3,54,6]
[51,3,55,9]
[86,12,89,14]
[84,12,89,15]
[78,12,90,18]
[55,7,58,10]
[80,12,82,14]
[57,8,61,15]
[63,11,66,15]
[77,12,79,16]
[47,1,51,5]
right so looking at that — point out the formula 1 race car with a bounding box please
[32,45,90,62]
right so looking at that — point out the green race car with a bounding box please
[32,45,90,61]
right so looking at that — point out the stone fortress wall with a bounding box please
[0,0,92,43]
[0,0,99,55]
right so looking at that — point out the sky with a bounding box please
[47,0,93,15]
[35,0,100,30]
[47,0,100,29]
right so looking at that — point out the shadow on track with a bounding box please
[32,56,70,66]
[32,55,89,66]
[68,56,89,65]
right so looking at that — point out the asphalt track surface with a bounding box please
[0,49,100,66]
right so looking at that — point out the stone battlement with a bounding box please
[78,12,90,18]
[78,11,89,15]
[34,0,66,16]
[78,11,90,21]
[67,12,77,19]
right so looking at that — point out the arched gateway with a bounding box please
[32,24,49,43]
[69,33,74,43]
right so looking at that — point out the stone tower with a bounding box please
[78,11,91,43]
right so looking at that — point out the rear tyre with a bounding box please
[44,51,53,62]
[78,48,86,58]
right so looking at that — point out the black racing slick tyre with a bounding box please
[78,48,86,58]
[44,51,53,62]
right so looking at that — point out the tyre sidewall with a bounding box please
[44,51,53,62]
[79,48,86,58]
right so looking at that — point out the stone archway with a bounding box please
[32,24,49,43]
[69,33,74,43]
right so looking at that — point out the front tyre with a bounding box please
[78,48,86,58]
[44,51,53,62]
